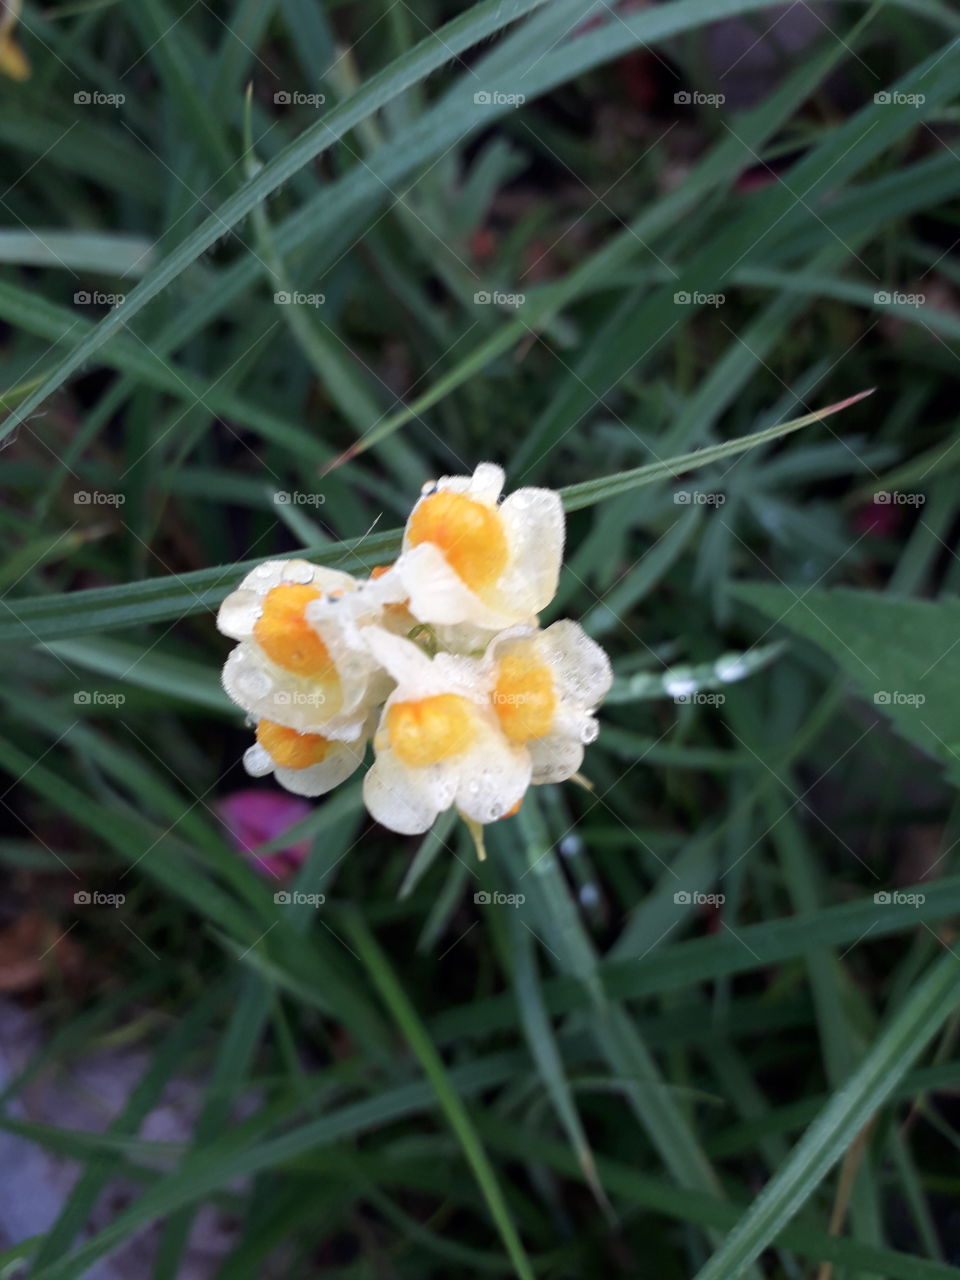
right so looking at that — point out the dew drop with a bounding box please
[664,674,696,698]
[716,656,748,683]
[243,744,272,776]
[238,669,271,699]
[282,560,315,584]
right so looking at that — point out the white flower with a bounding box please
[215,466,613,846]
[243,717,370,797]
[393,462,564,630]
[360,626,531,835]
[217,559,387,740]
[484,620,612,783]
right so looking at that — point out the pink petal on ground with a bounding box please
[852,501,901,538]
[217,789,312,879]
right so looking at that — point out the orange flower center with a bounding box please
[386,694,475,767]
[256,719,330,770]
[492,651,556,742]
[253,584,335,679]
[406,492,508,591]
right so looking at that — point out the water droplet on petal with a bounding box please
[239,669,271,699]
[282,560,315,584]
[242,744,273,775]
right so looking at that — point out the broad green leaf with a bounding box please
[734,583,960,771]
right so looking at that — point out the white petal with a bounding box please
[466,462,505,504]
[495,488,565,617]
[540,619,612,708]
[432,619,499,657]
[453,725,531,823]
[360,625,487,703]
[526,732,585,784]
[217,588,265,641]
[363,750,452,835]
[222,644,373,741]
[362,625,437,687]
[274,738,366,797]
[417,462,504,505]
[396,543,527,629]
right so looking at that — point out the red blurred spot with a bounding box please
[618,51,660,112]
[852,501,901,537]
[469,228,497,263]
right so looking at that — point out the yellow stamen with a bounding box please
[0,34,28,80]
[256,719,329,770]
[253,583,335,679]
[0,2,28,81]
[386,694,474,767]
[493,651,556,742]
[407,491,508,591]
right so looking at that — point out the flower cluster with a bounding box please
[217,464,612,843]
